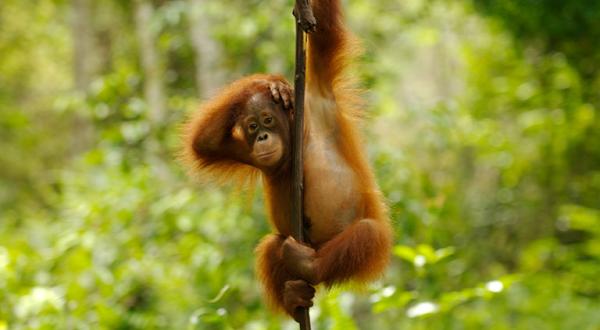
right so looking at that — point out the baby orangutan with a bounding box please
[182,0,392,321]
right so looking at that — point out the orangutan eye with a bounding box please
[264,117,273,125]
[249,123,258,132]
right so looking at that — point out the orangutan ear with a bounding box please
[231,124,246,143]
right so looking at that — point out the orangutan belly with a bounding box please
[303,133,362,245]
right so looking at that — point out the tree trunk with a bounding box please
[70,0,96,153]
[72,0,96,91]
[134,0,170,181]
[134,0,166,125]
[187,0,223,98]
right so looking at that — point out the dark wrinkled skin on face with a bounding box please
[236,89,291,172]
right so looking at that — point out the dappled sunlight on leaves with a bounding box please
[1,0,600,328]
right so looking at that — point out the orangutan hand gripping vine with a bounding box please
[181,0,392,321]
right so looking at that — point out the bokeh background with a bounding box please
[1,0,600,329]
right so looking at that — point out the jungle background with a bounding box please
[1,0,600,329]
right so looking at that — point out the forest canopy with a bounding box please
[1,0,599,329]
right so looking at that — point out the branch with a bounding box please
[291,1,316,329]
[293,0,316,33]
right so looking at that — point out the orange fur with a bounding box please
[180,74,288,185]
[255,234,293,312]
[181,0,392,319]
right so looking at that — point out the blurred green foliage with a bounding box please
[0,0,599,329]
